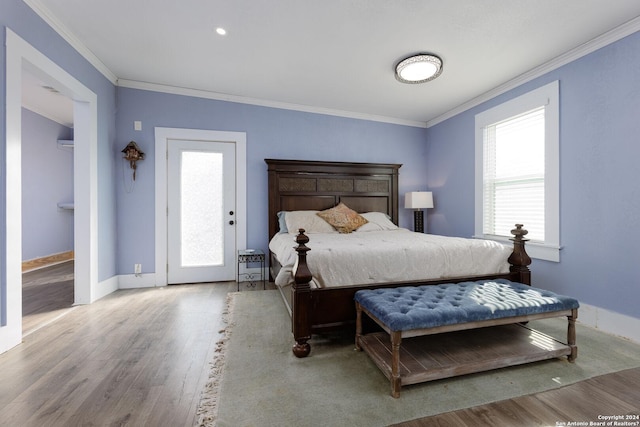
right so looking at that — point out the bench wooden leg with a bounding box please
[391,331,402,398]
[568,308,578,362]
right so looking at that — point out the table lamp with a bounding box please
[405,191,433,233]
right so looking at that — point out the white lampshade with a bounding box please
[405,191,433,209]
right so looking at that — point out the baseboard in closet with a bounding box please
[22,251,74,272]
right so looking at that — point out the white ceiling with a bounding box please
[22,70,75,127]
[23,0,640,128]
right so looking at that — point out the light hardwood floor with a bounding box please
[391,367,640,427]
[22,261,75,335]
[1,262,274,426]
[6,264,639,426]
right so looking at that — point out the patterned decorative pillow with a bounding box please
[317,203,368,233]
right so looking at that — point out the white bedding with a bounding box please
[269,229,511,288]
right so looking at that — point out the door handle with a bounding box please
[229,220,235,225]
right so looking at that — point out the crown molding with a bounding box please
[25,0,638,129]
[25,0,424,127]
[117,79,428,128]
[23,0,118,85]
[427,16,640,127]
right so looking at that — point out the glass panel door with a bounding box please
[167,140,235,284]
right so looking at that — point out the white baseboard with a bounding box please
[577,303,640,344]
[117,268,262,288]
[92,275,119,302]
[119,273,158,289]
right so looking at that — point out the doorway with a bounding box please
[21,75,76,333]
[154,127,247,286]
[2,29,98,354]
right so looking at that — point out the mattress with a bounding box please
[269,229,511,289]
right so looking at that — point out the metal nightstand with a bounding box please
[237,249,266,291]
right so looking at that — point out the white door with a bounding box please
[167,140,236,284]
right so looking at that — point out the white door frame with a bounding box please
[2,29,98,353]
[154,127,247,286]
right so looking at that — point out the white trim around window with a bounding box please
[475,81,560,262]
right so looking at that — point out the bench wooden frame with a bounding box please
[355,301,578,398]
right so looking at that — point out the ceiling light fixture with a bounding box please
[395,54,443,84]
[215,27,227,36]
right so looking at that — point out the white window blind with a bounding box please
[483,107,545,241]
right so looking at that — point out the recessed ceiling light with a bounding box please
[216,27,227,36]
[395,54,443,84]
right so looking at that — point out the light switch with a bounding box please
[134,121,142,131]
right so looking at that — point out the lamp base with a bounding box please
[413,210,424,233]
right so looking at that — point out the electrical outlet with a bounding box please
[134,264,142,275]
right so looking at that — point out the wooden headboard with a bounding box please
[265,159,402,241]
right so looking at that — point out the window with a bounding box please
[475,81,560,262]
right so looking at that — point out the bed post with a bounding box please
[568,308,578,362]
[292,229,312,358]
[508,224,532,285]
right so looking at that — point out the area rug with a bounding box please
[195,293,236,426]
[198,290,640,427]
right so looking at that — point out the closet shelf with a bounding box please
[57,202,75,210]
[57,139,74,149]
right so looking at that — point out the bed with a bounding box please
[265,159,532,358]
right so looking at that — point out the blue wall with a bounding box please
[21,109,74,260]
[4,0,638,322]
[426,32,640,319]
[115,88,429,274]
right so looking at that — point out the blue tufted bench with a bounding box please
[354,279,579,397]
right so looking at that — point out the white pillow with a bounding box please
[284,211,337,234]
[356,212,399,232]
